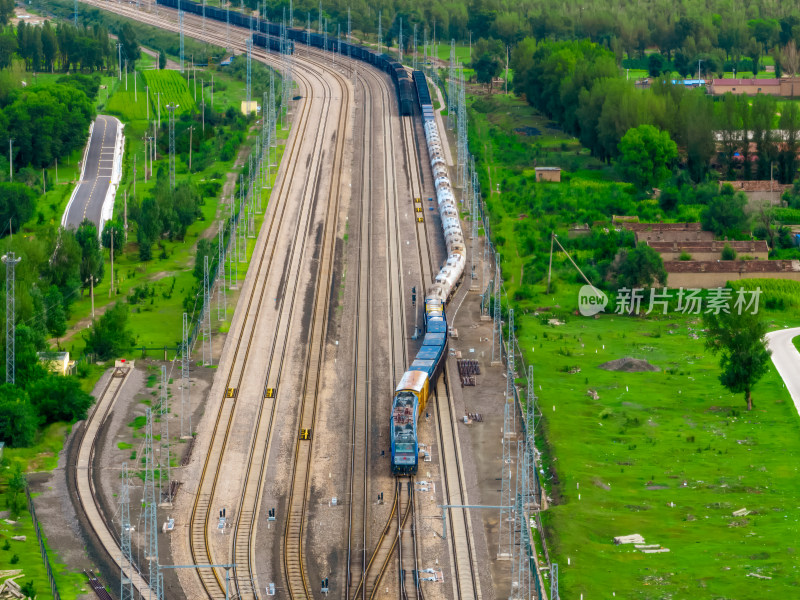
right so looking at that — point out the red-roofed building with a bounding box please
[709,78,800,97]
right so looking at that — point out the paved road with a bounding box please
[766,327,800,412]
[64,115,121,229]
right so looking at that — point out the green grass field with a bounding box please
[467,86,800,598]
[143,69,197,114]
[106,71,152,120]
[519,281,800,599]
[0,487,87,599]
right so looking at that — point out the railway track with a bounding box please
[340,55,414,600]
[75,3,352,598]
[73,364,152,597]
[280,51,351,600]
[73,4,481,598]
[404,99,482,599]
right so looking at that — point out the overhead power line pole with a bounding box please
[3,253,21,385]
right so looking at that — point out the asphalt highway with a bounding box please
[765,327,800,411]
[63,115,121,229]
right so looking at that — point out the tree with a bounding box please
[0,183,36,235]
[159,48,166,69]
[0,385,37,448]
[101,219,124,252]
[704,302,771,411]
[701,185,748,236]
[44,285,67,340]
[648,52,666,77]
[778,101,800,184]
[617,125,677,191]
[117,23,140,69]
[7,325,47,389]
[83,302,133,360]
[0,31,17,69]
[616,243,667,289]
[5,464,26,516]
[473,53,502,91]
[75,219,104,289]
[28,374,94,425]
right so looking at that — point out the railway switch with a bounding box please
[300,428,312,440]
[417,216,424,223]
[267,507,276,521]
[226,387,237,398]
[321,578,329,594]
[265,387,276,398]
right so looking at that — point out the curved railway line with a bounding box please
[73,363,152,598]
[72,2,483,598]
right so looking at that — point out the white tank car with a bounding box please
[422,120,466,305]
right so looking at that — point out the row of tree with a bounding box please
[0,77,96,171]
[0,21,134,72]
[510,38,800,184]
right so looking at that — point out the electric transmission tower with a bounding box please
[181,312,190,438]
[399,18,403,63]
[412,24,418,71]
[491,262,502,365]
[74,0,78,26]
[179,8,185,74]
[3,253,21,385]
[448,41,456,129]
[119,463,134,600]
[246,35,253,109]
[167,103,178,189]
[143,407,161,600]
[217,224,226,320]
[202,255,211,366]
[159,365,172,505]
[498,308,515,559]
[378,11,382,55]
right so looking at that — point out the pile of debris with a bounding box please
[0,571,32,600]
[613,534,670,554]
[599,357,660,372]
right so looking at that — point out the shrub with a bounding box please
[721,243,737,260]
[679,251,692,261]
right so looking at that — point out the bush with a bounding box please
[679,251,692,261]
[83,303,134,360]
[721,243,737,260]
[27,374,94,425]
[0,385,37,448]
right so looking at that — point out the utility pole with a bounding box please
[110,228,115,294]
[167,103,178,189]
[86,275,96,320]
[8,139,12,182]
[3,253,21,385]
[378,10,382,55]
[74,0,78,26]
[188,126,193,172]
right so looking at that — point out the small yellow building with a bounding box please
[535,167,561,182]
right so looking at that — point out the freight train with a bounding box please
[154,0,461,475]
[390,71,466,475]
[155,0,414,115]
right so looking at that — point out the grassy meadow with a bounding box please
[464,86,800,598]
